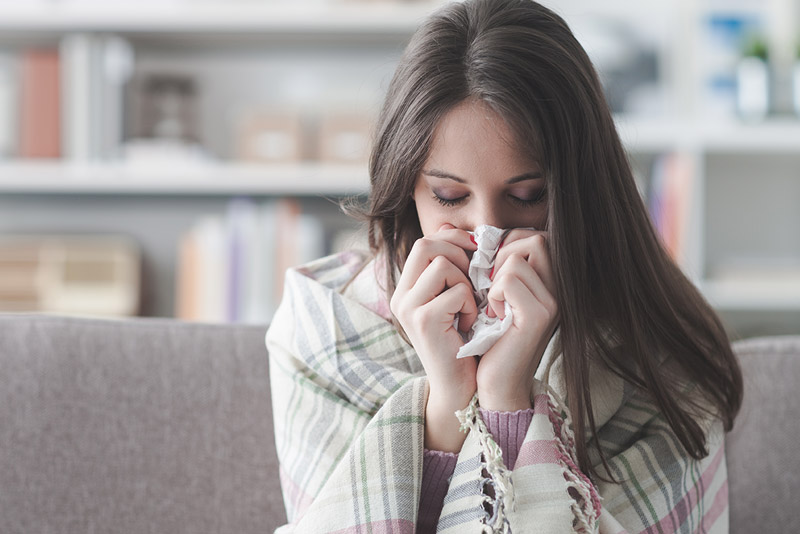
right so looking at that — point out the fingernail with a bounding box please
[470,235,476,245]
[498,240,504,249]
[489,266,494,279]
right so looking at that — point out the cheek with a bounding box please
[414,196,458,236]
[415,199,442,236]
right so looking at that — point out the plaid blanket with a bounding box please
[266,251,729,533]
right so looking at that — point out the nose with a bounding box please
[465,199,508,232]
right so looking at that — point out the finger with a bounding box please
[493,229,543,272]
[403,255,474,311]
[434,226,478,253]
[493,232,556,296]
[419,281,478,332]
[488,274,540,324]
[488,254,557,320]
[501,227,541,246]
[396,234,476,294]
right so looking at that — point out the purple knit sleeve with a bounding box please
[478,408,535,470]
[417,409,534,532]
[418,449,458,534]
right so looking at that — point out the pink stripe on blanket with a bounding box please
[700,479,729,532]
[511,394,561,468]
[329,519,415,534]
[514,439,561,467]
[644,445,726,534]
[532,392,550,412]
[279,465,314,518]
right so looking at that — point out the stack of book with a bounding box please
[0,235,141,316]
[176,197,360,324]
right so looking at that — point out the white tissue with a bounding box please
[456,225,514,359]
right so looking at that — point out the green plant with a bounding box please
[742,34,769,61]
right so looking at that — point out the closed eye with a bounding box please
[509,189,546,208]
[433,193,468,207]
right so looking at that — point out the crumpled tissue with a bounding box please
[456,225,513,359]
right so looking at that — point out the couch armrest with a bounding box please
[728,335,800,534]
[0,314,286,533]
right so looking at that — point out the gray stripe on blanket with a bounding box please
[437,505,486,530]
[332,297,402,398]
[451,454,482,478]
[443,479,483,504]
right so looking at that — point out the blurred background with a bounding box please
[0,0,798,338]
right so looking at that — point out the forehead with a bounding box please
[427,99,537,174]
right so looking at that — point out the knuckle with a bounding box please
[455,282,474,300]
[545,297,558,317]
[505,253,527,270]
[416,237,436,256]
[389,292,401,314]
[536,298,557,321]
[531,234,549,254]
[429,254,449,270]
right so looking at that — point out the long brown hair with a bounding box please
[362,0,742,480]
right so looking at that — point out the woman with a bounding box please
[267,0,742,532]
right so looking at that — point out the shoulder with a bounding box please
[289,249,372,293]
[269,249,394,345]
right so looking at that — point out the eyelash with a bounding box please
[433,194,465,207]
[510,189,547,207]
[432,190,547,208]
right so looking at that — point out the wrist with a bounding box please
[477,387,532,412]
[424,383,473,453]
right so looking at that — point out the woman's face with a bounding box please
[413,99,547,235]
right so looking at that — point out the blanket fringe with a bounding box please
[456,394,515,534]
[542,383,602,533]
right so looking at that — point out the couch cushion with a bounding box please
[728,336,800,534]
[0,314,285,533]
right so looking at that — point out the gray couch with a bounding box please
[0,314,796,533]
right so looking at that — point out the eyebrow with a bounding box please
[422,169,543,184]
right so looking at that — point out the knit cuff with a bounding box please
[418,449,458,534]
[478,408,535,470]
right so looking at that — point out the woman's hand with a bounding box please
[477,229,559,411]
[390,224,478,453]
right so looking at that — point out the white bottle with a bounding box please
[737,56,769,121]
[0,53,16,158]
[793,61,800,117]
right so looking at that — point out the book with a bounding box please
[60,34,93,161]
[61,34,134,161]
[19,48,61,159]
[0,52,16,158]
[649,152,692,265]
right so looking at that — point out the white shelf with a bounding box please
[0,161,369,195]
[0,2,440,34]
[701,279,800,311]
[616,116,800,153]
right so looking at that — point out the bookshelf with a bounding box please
[0,0,798,336]
[0,3,436,35]
[0,161,369,195]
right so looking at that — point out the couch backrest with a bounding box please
[0,314,286,534]
[1,314,795,533]
[728,336,800,534]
